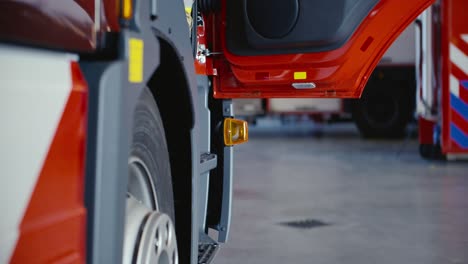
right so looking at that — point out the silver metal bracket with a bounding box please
[200,152,217,174]
[196,45,222,64]
[222,99,234,117]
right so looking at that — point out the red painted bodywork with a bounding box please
[195,14,217,76]
[0,0,120,52]
[212,0,434,99]
[10,63,88,263]
[419,117,436,145]
[441,0,468,154]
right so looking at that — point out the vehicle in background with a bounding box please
[416,0,468,160]
[235,24,416,138]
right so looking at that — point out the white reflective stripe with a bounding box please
[450,43,468,76]
[0,44,72,263]
[462,34,468,44]
[450,75,460,98]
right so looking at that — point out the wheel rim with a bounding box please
[128,156,158,210]
[136,211,178,264]
[123,157,178,264]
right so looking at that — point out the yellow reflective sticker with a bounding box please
[294,72,307,80]
[129,38,144,83]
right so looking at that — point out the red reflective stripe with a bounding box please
[450,63,468,85]
[449,63,468,102]
[460,83,468,104]
[451,109,468,135]
[10,62,88,263]
[442,0,468,154]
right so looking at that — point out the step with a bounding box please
[200,152,217,174]
[198,234,219,264]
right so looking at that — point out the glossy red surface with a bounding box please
[102,0,120,33]
[213,0,434,99]
[419,117,436,145]
[0,0,119,52]
[10,62,88,263]
[195,14,217,76]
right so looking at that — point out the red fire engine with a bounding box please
[233,24,417,139]
[417,0,468,160]
[2,0,466,264]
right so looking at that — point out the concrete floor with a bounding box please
[215,123,468,264]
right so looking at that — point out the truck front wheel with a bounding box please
[123,87,179,264]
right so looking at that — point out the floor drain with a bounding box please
[279,219,330,229]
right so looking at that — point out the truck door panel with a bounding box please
[213,0,434,98]
[226,0,380,55]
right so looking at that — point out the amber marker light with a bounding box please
[223,118,249,146]
[122,0,133,19]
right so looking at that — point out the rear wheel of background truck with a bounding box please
[351,71,414,139]
[124,87,179,264]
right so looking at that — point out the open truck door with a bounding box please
[210,0,434,99]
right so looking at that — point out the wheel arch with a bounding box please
[135,0,199,261]
[82,0,198,262]
[147,35,195,264]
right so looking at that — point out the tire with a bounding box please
[351,80,413,139]
[419,144,446,160]
[125,87,178,264]
[130,87,175,218]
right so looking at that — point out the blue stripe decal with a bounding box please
[461,80,468,91]
[450,123,468,148]
[451,94,468,120]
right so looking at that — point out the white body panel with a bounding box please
[416,8,438,120]
[268,98,342,113]
[233,99,264,116]
[380,23,416,65]
[0,44,72,263]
